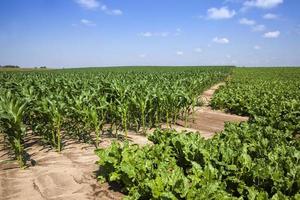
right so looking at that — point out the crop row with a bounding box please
[96,68,300,199]
[0,67,231,167]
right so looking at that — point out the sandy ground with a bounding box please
[0,82,248,200]
[0,135,125,200]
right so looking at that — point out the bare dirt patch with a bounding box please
[0,134,125,200]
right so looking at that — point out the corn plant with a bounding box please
[0,91,27,167]
[36,98,65,152]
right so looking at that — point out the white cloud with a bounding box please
[213,37,230,44]
[101,5,122,15]
[176,51,184,56]
[207,7,236,20]
[254,45,261,50]
[139,54,146,58]
[110,9,123,15]
[76,0,99,9]
[139,32,152,37]
[244,0,283,9]
[263,13,278,19]
[194,48,203,53]
[80,19,96,26]
[252,24,266,32]
[76,0,122,15]
[239,18,256,25]
[139,32,169,37]
[263,31,280,38]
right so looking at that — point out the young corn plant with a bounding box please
[117,99,129,138]
[0,91,28,167]
[38,98,64,152]
[82,104,106,148]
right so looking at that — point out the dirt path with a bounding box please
[175,83,248,138]
[0,82,248,200]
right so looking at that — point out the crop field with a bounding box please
[95,67,300,199]
[0,66,230,166]
[0,66,299,199]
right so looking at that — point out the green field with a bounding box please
[0,66,231,165]
[95,67,300,199]
[0,67,299,199]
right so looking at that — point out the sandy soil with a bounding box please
[0,135,125,200]
[0,82,248,200]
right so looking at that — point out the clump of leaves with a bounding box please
[0,91,28,167]
[96,125,300,199]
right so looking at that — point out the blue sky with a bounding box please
[0,0,299,67]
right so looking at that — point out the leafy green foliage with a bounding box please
[96,126,300,199]
[211,68,300,135]
[0,66,231,165]
[0,91,27,167]
[95,68,300,199]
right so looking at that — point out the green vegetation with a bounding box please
[0,91,27,167]
[2,66,299,198]
[0,66,230,166]
[0,65,20,68]
[96,67,300,199]
[211,68,300,135]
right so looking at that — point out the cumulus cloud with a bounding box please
[263,31,280,38]
[111,9,123,15]
[76,0,99,9]
[213,37,230,44]
[252,24,266,32]
[100,5,123,15]
[176,51,184,56]
[75,0,122,15]
[239,18,256,25]
[80,19,96,26]
[263,13,278,19]
[244,0,283,9]
[207,7,236,19]
[238,18,266,33]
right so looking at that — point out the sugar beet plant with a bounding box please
[96,67,300,199]
[211,68,300,135]
[0,66,231,166]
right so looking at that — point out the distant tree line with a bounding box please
[0,65,47,69]
[0,65,20,68]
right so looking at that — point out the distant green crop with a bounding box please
[211,68,300,135]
